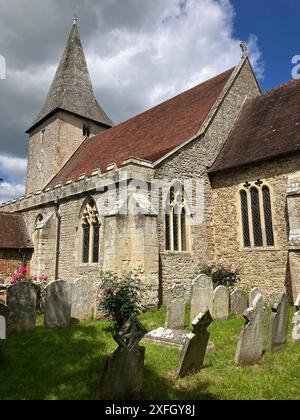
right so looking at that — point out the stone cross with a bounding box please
[98,316,147,400]
[190,274,213,322]
[292,294,300,344]
[249,287,261,306]
[213,285,229,320]
[7,283,37,333]
[177,308,213,378]
[44,280,72,329]
[165,284,185,330]
[269,293,290,353]
[71,278,97,321]
[235,294,264,365]
[0,302,9,348]
[230,289,248,316]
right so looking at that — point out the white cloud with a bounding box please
[0,154,27,202]
[0,181,25,202]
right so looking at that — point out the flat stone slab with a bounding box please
[143,327,215,353]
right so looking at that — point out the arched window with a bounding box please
[81,198,100,264]
[165,184,190,252]
[239,182,275,249]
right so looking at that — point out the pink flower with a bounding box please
[18,267,28,274]
[32,276,38,281]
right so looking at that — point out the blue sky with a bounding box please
[232,0,300,91]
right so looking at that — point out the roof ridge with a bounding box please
[262,78,300,97]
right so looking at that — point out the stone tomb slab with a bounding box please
[44,280,72,329]
[165,284,185,330]
[269,293,289,352]
[71,278,97,321]
[230,289,248,316]
[7,283,37,333]
[292,293,300,343]
[190,274,213,321]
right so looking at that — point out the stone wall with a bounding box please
[155,59,261,302]
[211,153,300,301]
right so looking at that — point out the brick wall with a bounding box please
[0,249,32,283]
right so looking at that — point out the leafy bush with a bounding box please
[98,270,145,330]
[200,261,240,289]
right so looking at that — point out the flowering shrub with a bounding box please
[200,261,240,289]
[98,270,145,330]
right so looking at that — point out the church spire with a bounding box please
[27,20,113,133]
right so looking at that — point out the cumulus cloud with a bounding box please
[0,154,27,201]
[0,0,264,202]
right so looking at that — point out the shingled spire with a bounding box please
[27,19,112,133]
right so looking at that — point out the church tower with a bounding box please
[25,18,113,194]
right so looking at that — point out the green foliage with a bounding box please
[200,261,240,288]
[98,270,145,330]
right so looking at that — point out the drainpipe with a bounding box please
[54,198,61,280]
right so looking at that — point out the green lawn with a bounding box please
[0,307,299,400]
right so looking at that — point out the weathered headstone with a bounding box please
[213,286,229,320]
[230,289,248,316]
[269,293,290,352]
[165,284,185,329]
[0,302,8,348]
[71,278,97,321]
[249,287,261,306]
[190,274,213,322]
[235,294,264,365]
[177,308,213,378]
[7,283,37,333]
[98,316,147,400]
[44,280,71,329]
[292,294,300,344]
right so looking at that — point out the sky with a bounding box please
[0,0,299,202]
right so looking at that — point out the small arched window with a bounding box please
[239,182,275,249]
[81,198,100,264]
[165,184,190,252]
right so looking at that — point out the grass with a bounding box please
[0,307,299,400]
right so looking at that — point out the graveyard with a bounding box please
[0,305,299,400]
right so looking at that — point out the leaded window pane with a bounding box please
[93,224,100,263]
[250,187,263,247]
[181,208,187,252]
[240,190,250,247]
[165,213,171,251]
[82,224,90,263]
[262,186,274,246]
[173,208,179,251]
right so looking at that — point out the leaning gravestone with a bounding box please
[292,294,300,344]
[230,289,248,316]
[213,286,229,320]
[269,293,289,353]
[98,316,147,400]
[44,280,72,329]
[249,287,261,306]
[7,283,37,333]
[190,274,213,322]
[177,308,213,378]
[71,278,97,321]
[235,294,264,365]
[0,302,9,349]
[165,284,185,330]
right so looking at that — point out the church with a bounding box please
[1,20,300,305]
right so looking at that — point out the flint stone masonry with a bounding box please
[7,283,37,333]
[230,289,248,315]
[235,294,264,365]
[44,280,72,329]
[71,278,97,321]
[292,294,300,343]
[213,285,229,320]
[165,284,185,329]
[269,293,290,352]
[190,274,214,322]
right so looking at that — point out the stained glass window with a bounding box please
[262,186,274,246]
[82,224,90,263]
[250,187,263,247]
[240,190,250,247]
[93,224,100,263]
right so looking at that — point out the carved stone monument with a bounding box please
[213,286,229,320]
[0,302,9,349]
[269,293,289,353]
[230,289,248,316]
[7,283,37,333]
[249,287,261,306]
[292,294,300,344]
[44,280,72,329]
[165,284,185,330]
[190,274,213,322]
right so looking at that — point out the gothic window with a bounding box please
[239,182,275,249]
[165,184,190,252]
[81,198,100,264]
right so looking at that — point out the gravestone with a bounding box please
[0,302,8,349]
[292,294,300,343]
[230,289,248,316]
[71,278,97,321]
[235,294,264,365]
[190,274,213,322]
[98,316,147,400]
[213,286,229,320]
[269,293,289,353]
[44,280,72,329]
[249,287,261,306]
[177,308,213,378]
[7,283,37,333]
[165,284,185,330]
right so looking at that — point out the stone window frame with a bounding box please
[79,197,101,265]
[164,182,192,254]
[238,181,276,251]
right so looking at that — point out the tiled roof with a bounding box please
[211,78,300,173]
[48,67,235,188]
[0,213,33,249]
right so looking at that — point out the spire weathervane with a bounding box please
[240,41,248,58]
[73,15,78,25]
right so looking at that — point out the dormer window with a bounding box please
[83,125,90,137]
